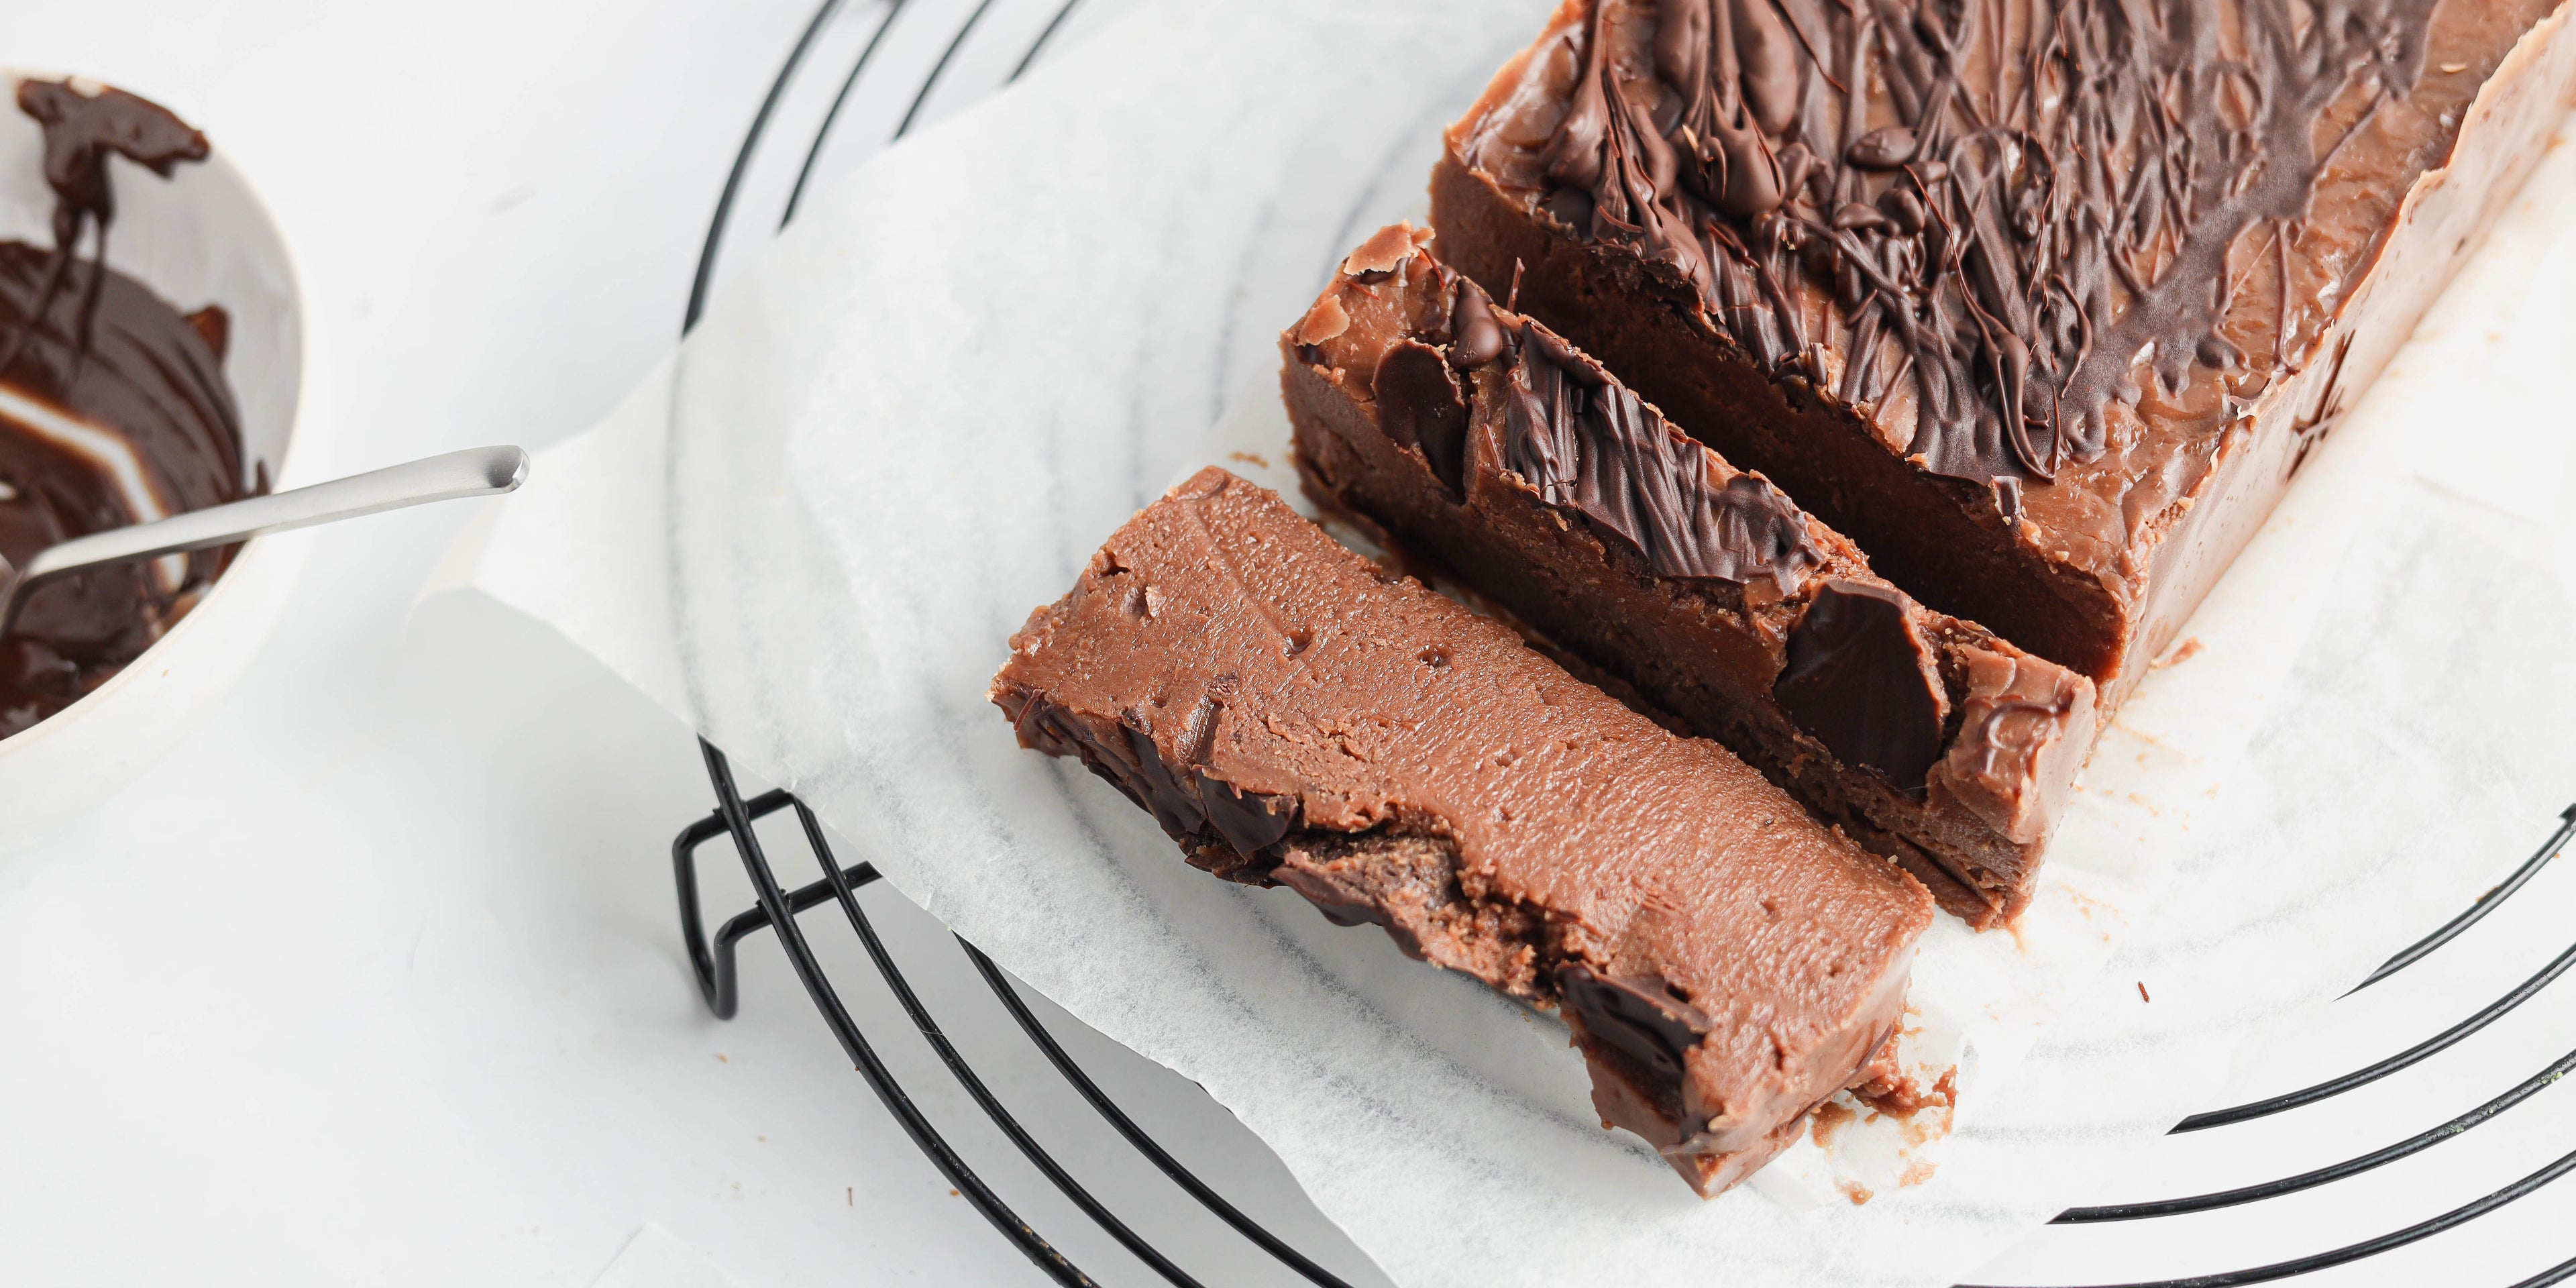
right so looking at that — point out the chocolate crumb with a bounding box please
[2154,638,2205,669]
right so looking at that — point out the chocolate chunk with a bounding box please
[1117,712,1210,838]
[1537,184,1594,232]
[1558,965,1709,1108]
[1271,859,1381,926]
[1018,699,1143,804]
[1773,580,1947,792]
[1010,696,1220,839]
[1373,338,1470,496]
[1269,847,1393,928]
[1197,769,1298,858]
[1501,321,1821,590]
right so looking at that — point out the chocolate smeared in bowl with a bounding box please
[0,80,253,739]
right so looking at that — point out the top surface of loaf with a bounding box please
[1448,0,2562,579]
[994,467,1929,1020]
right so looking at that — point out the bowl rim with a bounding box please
[0,99,311,757]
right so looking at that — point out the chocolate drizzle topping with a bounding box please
[1532,0,2442,485]
[1497,317,1822,590]
[1772,579,1947,792]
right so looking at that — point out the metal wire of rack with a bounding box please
[661,3,2576,1283]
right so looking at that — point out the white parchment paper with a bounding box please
[433,1,2576,1281]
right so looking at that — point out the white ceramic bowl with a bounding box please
[0,74,307,848]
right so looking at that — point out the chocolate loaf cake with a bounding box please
[1431,0,2576,705]
[1287,225,2094,926]
[992,466,1934,1195]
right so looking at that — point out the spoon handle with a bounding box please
[19,445,529,588]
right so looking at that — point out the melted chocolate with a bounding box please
[0,80,242,739]
[1501,317,1822,590]
[1772,579,1947,792]
[1528,0,2441,486]
[5,80,209,376]
[19,80,207,237]
[1018,684,1308,868]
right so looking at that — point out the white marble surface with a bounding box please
[1,3,2573,1286]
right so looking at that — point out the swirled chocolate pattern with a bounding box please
[1502,315,1823,590]
[1525,0,2442,485]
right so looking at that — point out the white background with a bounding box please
[1,3,2571,1285]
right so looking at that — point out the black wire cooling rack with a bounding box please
[662,3,2576,1283]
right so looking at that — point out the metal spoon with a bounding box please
[0,444,529,639]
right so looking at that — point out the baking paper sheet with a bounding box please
[431,1,2576,1280]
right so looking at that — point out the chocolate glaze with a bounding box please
[1438,0,2576,700]
[1505,315,1823,590]
[1283,225,2098,925]
[0,80,244,739]
[992,468,1931,1195]
[5,80,209,376]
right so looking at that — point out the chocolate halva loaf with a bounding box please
[1287,224,2094,927]
[991,467,1934,1195]
[1431,0,2576,706]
